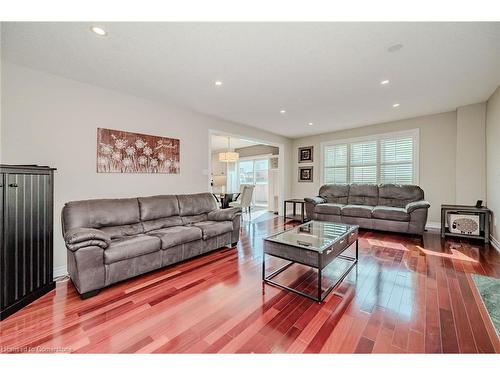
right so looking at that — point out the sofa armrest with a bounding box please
[64,227,111,252]
[406,200,430,213]
[304,196,327,205]
[207,207,242,221]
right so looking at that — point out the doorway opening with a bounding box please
[209,133,281,219]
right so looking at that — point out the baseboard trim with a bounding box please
[425,221,441,230]
[490,236,500,252]
[53,265,68,279]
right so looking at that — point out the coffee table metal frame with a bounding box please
[262,222,358,302]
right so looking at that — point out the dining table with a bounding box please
[213,192,241,209]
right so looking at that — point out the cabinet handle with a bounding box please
[9,183,18,188]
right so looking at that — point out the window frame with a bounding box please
[320,128,420,185]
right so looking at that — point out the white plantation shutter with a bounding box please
[324,144,348,183]
[349,141,377,184]
[380,137,414,184]
[322,130,417,185]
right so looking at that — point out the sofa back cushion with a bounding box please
[62,198,141,232]
[177,193,218,216]
[138,195,180,221]
[348,184,379,206]
[142,217,183,233]
[378,184,424,207]
[181,214,209,225]
[319,184,350,204]
[100,223,145,239]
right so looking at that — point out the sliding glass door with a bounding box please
[237,158,269,207]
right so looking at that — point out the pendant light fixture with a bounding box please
[218,136,239,162]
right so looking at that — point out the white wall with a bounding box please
[290,110,486,224]
[486,86,500,246]
[0,63,292,274]
[456,103,486,204]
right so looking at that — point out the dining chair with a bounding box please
[229,184,255,215]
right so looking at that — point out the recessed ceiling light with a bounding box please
[387,43,403,53]
[280,109,286,114]
[308,122,314,126]
[380,80,390,85]
[90,26,107,36]
[215,80,223,86]
[392,103,400,108]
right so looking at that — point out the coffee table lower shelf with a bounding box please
[262,241,358,303]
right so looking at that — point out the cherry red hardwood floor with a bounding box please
[1,215,499,353]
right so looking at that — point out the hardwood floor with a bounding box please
[1,215,499,353]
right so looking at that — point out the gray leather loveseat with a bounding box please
[62,193,241,298]
[305,184,430,235]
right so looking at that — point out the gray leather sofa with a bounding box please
[305,184,430,235]
[61,193,241,298]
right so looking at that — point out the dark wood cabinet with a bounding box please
[0,165,56,320]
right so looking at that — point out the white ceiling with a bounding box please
[2,22,500,138]
[211,135,262,151]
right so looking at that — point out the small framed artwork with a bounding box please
[298,146,314,163]
[298,166,314,182]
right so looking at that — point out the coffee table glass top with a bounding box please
[265,221,357,253]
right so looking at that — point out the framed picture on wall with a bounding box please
[298,146,314,163]
[298,166,314,182]
[96,128,180,174]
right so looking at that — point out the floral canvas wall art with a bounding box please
[96,128,180,173]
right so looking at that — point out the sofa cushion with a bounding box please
[372,206,410,222]
[192,221,233,240]
[64,227,111,251]
[142,216,183,233]
[341,204,374,218]
[62,198,140,231]
[348,184,379,206]
[406,200,431,213]
[100,223,144,239]
[304,196,327,205]
[378,184,424,207]
[207,207,242,221]
[177,193,218,216]
[314,203,344,215]
[138,195,180,220]
[181,214,208,225]
[148,226,202,249]
[319,184,350,204]
[104,234,161,264]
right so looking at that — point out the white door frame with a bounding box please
[208,129,286,216]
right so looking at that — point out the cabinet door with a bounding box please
[0,174,4,310]
[3,173,51,307]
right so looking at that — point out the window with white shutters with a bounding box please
[322,130,418,185]
[380,137,414,184]
[324,144,348,184]
[349,140,377,184]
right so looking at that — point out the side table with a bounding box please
[440,204,491,243]
[284,199,308,223]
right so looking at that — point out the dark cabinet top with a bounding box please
[441,204,491,213]
[0,164,57,173]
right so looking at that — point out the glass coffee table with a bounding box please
[263,221,358,302]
